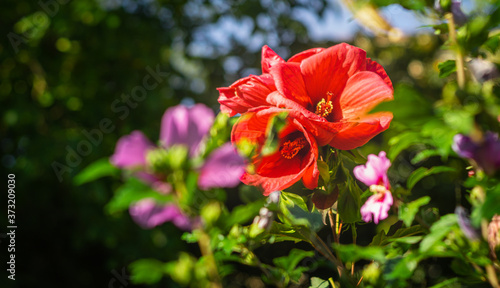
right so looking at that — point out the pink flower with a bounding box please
[353,151,391,189]
[198,143,246,190]
[354,151,393,224]
[110,104,215,185]
[360,188,393,224]
[129,198,192,230]
[160,104,215,157]
[110,131,154,168]
[111,104,215,170]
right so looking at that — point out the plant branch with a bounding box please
[445,12,465,89]
[197,230,222,288]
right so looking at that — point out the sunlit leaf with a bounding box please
[129,259,165,285]
[399,196,431,227]
[407,166,455,191]
[73,158,119,185]
[438,60,456,78]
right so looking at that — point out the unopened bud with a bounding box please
[488,215,500,259]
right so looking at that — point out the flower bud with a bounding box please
[488,215,500,259]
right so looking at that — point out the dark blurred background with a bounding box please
[0,0,461,286]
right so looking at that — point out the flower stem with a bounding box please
[197,230,222,288]
[445,12,465,89]
[351,224,357,276]
[486,264,500,288]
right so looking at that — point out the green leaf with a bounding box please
[337,183,361,223]
[129,259,165,285]
[287,205,324,231]
[371,225,425,247]
[384,254,420,281]
[262,112,288,156]
[273,248,314,276]
[164,253,195,285]
[309,277,331,288]
[399,196,431,227]
[407,166,455,191]
[388,132,428,160]
[428,277,460,288]
[223,199,265,230]
[265,222,311,244]
[388,236,423,244]
[340,149,366,164]
[332,243,386,263]
[280,191,308,211]
[105,178,172,214]
[471,184,500,226]
[411,149,442,164]
[483,34,500,53]
[438,60,457,78]
[317,160,330,184]
[73,158,119,185]
[420,214,457,253]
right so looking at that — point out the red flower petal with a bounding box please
[366,58,393,90]
[266,91,348,146]
[218,74,276,116]
[300,43,367,106]
[261,45,285,73]
[338,71,394,119]
[270,62,313,109]
[329,112,393,150]
[232,107,319,195]
[288,47,325,63]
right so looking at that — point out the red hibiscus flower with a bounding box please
[217,46,323,117]
[218,43,393,150]
[232,107,319,195]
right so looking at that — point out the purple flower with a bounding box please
[160,104,215,156]
[198,143,245,190]
[451,0,467,25]
[353,151,391,189]
[110,131,154,168]
[360,188,393,224]
[453,132,500,175]
[468,59,499,83]
[354,151,393,224]
[455,206,480,241]
[129,198,192,230]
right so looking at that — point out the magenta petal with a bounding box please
[353,151,391,188]
[452,134,478,159]
[453,132,500,174]
[160,104,215,156]
[360,191,393,224]
[198,143,246,190]
[110,131,154,168]
[129,199,191,230]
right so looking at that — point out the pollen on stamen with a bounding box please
[315,97,333,118]
[280,137,307,159]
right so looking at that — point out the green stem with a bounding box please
[445,12,465,89]
[351,224,357,276]
[197,229,223,288]
[486,264,500,288]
